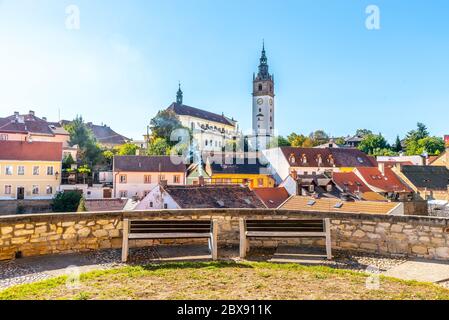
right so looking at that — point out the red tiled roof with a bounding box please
[355,167,412,193]
[332,172,372,194]
[0,113,68,136]
[0,141,62,161]
[280,147,377,168]
[253,187,290,208]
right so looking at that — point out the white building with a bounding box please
[167,85,239,152]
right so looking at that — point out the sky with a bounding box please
[0,0,448,142]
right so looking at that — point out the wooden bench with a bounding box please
[121,219,218,262]
[239,219,332,260]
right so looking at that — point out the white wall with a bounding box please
[134,187,180,210]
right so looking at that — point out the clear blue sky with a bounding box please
[0,0,448,142]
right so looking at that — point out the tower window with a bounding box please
[259,108,261,112]
[258,84,262,91]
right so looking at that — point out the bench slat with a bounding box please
[246,231,326,237]
[129,232,212,239]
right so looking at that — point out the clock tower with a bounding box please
[252,42,274,149]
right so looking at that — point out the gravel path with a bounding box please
[0,247,409,290]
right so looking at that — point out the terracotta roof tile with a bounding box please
[0,141,62,161]
[356,167,412,193]
[253,187,290,208]
[280,196,400,214]
[332,172,372,193]
[164,185,266,209]
[280,147,377,168]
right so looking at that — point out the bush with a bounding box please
[52,191,82,213]
[77,197,88,212]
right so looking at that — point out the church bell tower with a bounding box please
[252,42,274,149]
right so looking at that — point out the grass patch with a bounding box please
[1,261,448,300]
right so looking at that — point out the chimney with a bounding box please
[290,170,298,181]
[42,117,47,121]
[160,180,168,188]
[378,162,385,175]
[199,175,205,187]
[29,110,35,116]
[14,111,19,117]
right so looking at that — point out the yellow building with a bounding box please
[0,141,62,200]
[204,158,275,189]
[430,149,449,169]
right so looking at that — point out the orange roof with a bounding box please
[332,172,371,194]
[355,167,412,193]
[253,187,291,208]
[0,141,62,161]
[280,196,400,215]
[378,161,414,168]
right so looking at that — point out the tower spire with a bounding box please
[176,82,183,105]
[257,41,270,80]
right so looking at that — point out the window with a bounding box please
[149,202,154,208]
[33,166,39,176]
[258,178,264,187]
[326,185,333,192]
[47,166,54,176]
[119,191,128,198]
[4,185,11,195]
[144,175,152,184]
[32,185,39,195]
[173,175,181,183]
[0,134,8,140]
[119,175,127,183]
[5,166,13,175]
[258,84,262,91]
[309,185,315,193]
[259,108,262,112]
[205,140,208,146]
[46,186,53,195]
[143,190,150,197]
[164,203,168,209]
[159,175,166,182]
[18,166,25,175]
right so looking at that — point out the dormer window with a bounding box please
[316,154,323,166]
[328,155,334,165]
[301,154,307,165]
[289,154,296,164]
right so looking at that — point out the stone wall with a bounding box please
[1,209,449,261]
[0,200,53,216]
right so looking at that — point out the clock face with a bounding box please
[269,99,273,106]
[257,98,264,105]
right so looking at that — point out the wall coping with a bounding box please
[0,209,448,227]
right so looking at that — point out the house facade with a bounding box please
[0,111,76,160]
[263,147,377,184]
[392,165,449,201]
[0,141,62,200]
[113,155,186,199]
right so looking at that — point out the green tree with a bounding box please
[117,143,138,156]
[149,110,184,143]
[288,133,307,147]
[52,191,82,213]
[147,137,171,155]
[358,134,389,155]
[406,136,445,156]
[62,153,75,169]
[271,136,290,147]
[355,129,373,137]
[64,116,101,165]
[309,130,329,146]
[392,135,402,153]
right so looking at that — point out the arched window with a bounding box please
[258,84,263,91]
[289,154,296,164]
[302,154,307,165]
